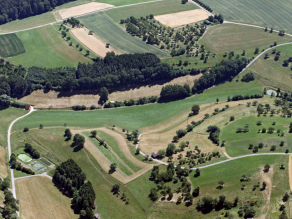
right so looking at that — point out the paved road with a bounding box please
[0,0,163,35]
[8,106,35,199]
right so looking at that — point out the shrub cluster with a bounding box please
[25,143,40,159]
[104,96,159,108]
[193,0,213,12]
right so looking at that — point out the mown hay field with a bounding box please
[202,0,292,33]
[106,0,199,23]
[0,34,25,57]
[15,176,78,219]
[9,25,91,68]
[79,12,168,56]
[200,23,292,54]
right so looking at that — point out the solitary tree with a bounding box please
[100,87,109,104]
[91,130,97,137]
[110,163,117,172]
[191,104,200,115]
[264,164,270,172]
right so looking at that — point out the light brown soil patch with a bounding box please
[58,2,114,19]
[0,147,7,178]
[71,28,120,57]
[15,176,78,219]
[155,9,209,28]
[18,75,200,108]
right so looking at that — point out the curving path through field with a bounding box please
[8,106,35,199]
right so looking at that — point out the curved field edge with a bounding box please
[0,34,25,58]
[79,12,168,56]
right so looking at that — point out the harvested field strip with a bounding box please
[155,9,209,28]
[0,34,25,57]
[202,0,292,33]
[290,155,292,191]
[71,28,120,57]
[106,0,199,23]
[95,129,142,171]
[0,147,7,178]
[59,2,114,19]
[79,12,168,56]
[97,128,148,169]
[15,176,78,219]
[83,132,133,175]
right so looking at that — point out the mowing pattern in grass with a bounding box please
[201,0,292,33]
[106,0,198,23]
[84,132,132,175]
[0,34,25,57]
[79,12,168,56]
[95,130,141,172]
[13,78,264,131]
[221,116,292,157]
[200,23,292,54]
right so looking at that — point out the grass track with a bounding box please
[13,78,264,131]
[95,130,141,172]
[106,0,199,23]
[84,132,133,175]
[0,34,25,57]
[9,26,90,68]
[202,0,292,34]
[79,12,168,56]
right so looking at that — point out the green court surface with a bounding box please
[29,161,46,172]
[18,154,32,163]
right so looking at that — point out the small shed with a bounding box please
[0,205,4,209]
[94,213,99,219]
[110,101,115,103]
[152,152,157,158]
[17,161,21,165]
[25,105,30,110]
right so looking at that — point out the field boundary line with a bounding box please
[190,0,213,16]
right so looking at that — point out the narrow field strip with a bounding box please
[95,129,142,171]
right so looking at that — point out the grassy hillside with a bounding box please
[8,25,91,68]
[221,116,292,157]
[106,0,198,23]
[79,12,168,56]
[200,23,292,54]
[13,78,263,131]
[201,0,292,33]
[0,34,25,57]
[246,43,292,92]
[13,128,145,219]
[0,13,55,34]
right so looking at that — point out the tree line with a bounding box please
[53,159,96,218]
[0,0,76,25]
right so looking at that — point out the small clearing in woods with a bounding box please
[58,2,114,19]
[0,147,7,178]
[71,28,120,57]
[154,9,210,27]
[18,75,201,108]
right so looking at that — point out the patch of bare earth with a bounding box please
[257,165,274,219]
[58,2,114,19]
[155,9,209,28]
[0,147,7,178]
[71,27,120,57]
[18,75,201,108]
